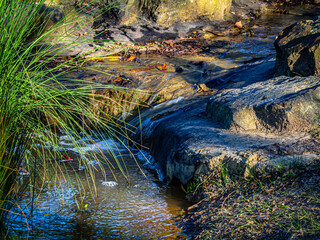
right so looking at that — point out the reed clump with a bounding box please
[0,0,136,235]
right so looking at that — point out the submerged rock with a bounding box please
[275,16,320,77]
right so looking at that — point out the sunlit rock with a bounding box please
[275,16,320,77]
[206,76,320,134]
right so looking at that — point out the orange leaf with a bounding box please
[113,78,122,83]
[126,55,136,62]
[235,21,243,29]
[266,187,274,194]
[156,63,167,71]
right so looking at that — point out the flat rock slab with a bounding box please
[130,97,318,185]
[206,76,320,134]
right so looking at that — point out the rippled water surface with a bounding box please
[8,135,189,239]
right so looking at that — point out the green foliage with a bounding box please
[208,162,232,189]
[187,181,197,192]
[0,0,137,234]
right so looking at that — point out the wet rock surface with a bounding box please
[230,0,271,20]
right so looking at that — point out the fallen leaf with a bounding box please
[61,156,73,162]
[91,56,121,62]
[113,78,122,83]
[156,63,167,71]
[235,21,243,29]
[256,215,269,222]
[126,55,136,62]
[266,187,274,194]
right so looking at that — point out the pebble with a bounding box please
[102,181,118,187]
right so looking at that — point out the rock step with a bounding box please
[206,75,320,134]
[131,97,317,185]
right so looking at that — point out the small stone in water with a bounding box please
[102,181,118,187]
[19,166,29,176]
[78,166,85,171]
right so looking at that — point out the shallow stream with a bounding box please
[7,5,320,239]
[8,135,189,239]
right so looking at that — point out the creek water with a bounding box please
[8,134,189,239]
[7,5,320,239]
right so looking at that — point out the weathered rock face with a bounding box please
[154,0,232,26]
[68,57,196,120]
[101,0,232,26]
[206,76,320,134]
[229,0,270,20]
[275,16,320,77]
[128,59,320,185]
[129,94,319,185]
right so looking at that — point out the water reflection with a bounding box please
[8,135,189,239]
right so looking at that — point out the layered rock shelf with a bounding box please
[207,76,320,133]
[129,58,320,185]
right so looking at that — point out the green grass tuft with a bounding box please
[0,0,141,235]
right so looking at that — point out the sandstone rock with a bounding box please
[154,0,232,26]
[228,0,271,20]
[206,76,320,134]
[275,16,320,77]
[68,58,196,120]
[38,4,64,28]
[94,0,232,26]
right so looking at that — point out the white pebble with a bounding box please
[102,181,118,187]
